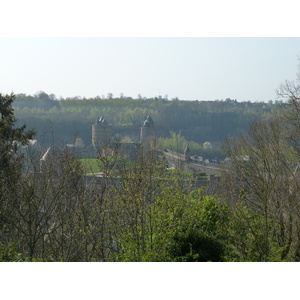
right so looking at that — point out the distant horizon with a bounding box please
[12,90,282,104]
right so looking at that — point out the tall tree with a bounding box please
[0,93,35,230]
[0,93,35,172]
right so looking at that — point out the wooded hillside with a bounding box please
[13,92,277,150]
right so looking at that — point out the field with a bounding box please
[78,158,106,174]
[78,157,135,174]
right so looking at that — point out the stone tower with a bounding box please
[92,116,111,153]
[140,115,155,144]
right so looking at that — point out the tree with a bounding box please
[277,61,300,156]
[0,93,35,211]
[0,93,35,172]
[34,91,59,110]
[220,115,300,261]
[106,145,230,262]
[218,60,300,261]
[0,93,36,259]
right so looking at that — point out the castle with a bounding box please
[92,115,156,159]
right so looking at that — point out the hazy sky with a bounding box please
[1,37,300,102]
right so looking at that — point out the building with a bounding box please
[92,117,111,152]
[140,115,155,144]
[92,115,156,159]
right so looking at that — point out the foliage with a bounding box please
[115,184,230,262]
[2,91,299,262]
[0,93,35,174]
[0,241,25,262]
[158,131,224,159]
[12,92,275,151]
[0,93,36,241]
[220,115,300,261]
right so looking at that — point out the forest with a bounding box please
[1,72,300,262]
[12,91,276,157]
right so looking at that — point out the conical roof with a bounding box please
[102,118,108,126]
[96,116,103,124]
[143,115,154,127]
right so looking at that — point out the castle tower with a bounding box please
[140,115,155,144]
[92,117,111,154]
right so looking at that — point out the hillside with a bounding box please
[13,92,278,150]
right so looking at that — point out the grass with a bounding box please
[78,157,135,174]
[78,158,104,173]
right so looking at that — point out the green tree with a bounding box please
[0,93,35,258]
[220,117,300,261]
[0,92,35,193]
[114,166,230,262]
[0,93,35,174]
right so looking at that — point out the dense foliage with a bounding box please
[13,92,276,152]
[1,83,299,262]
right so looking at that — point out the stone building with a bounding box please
[92,117,111,148]
[92,115,156,159]
[140,115,155,144]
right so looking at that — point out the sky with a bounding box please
[1,1,300,103]
[1,37,300,102]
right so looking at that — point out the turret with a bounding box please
[140,115,155,144]
[92,117,111,152]
[143,115,154,128]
